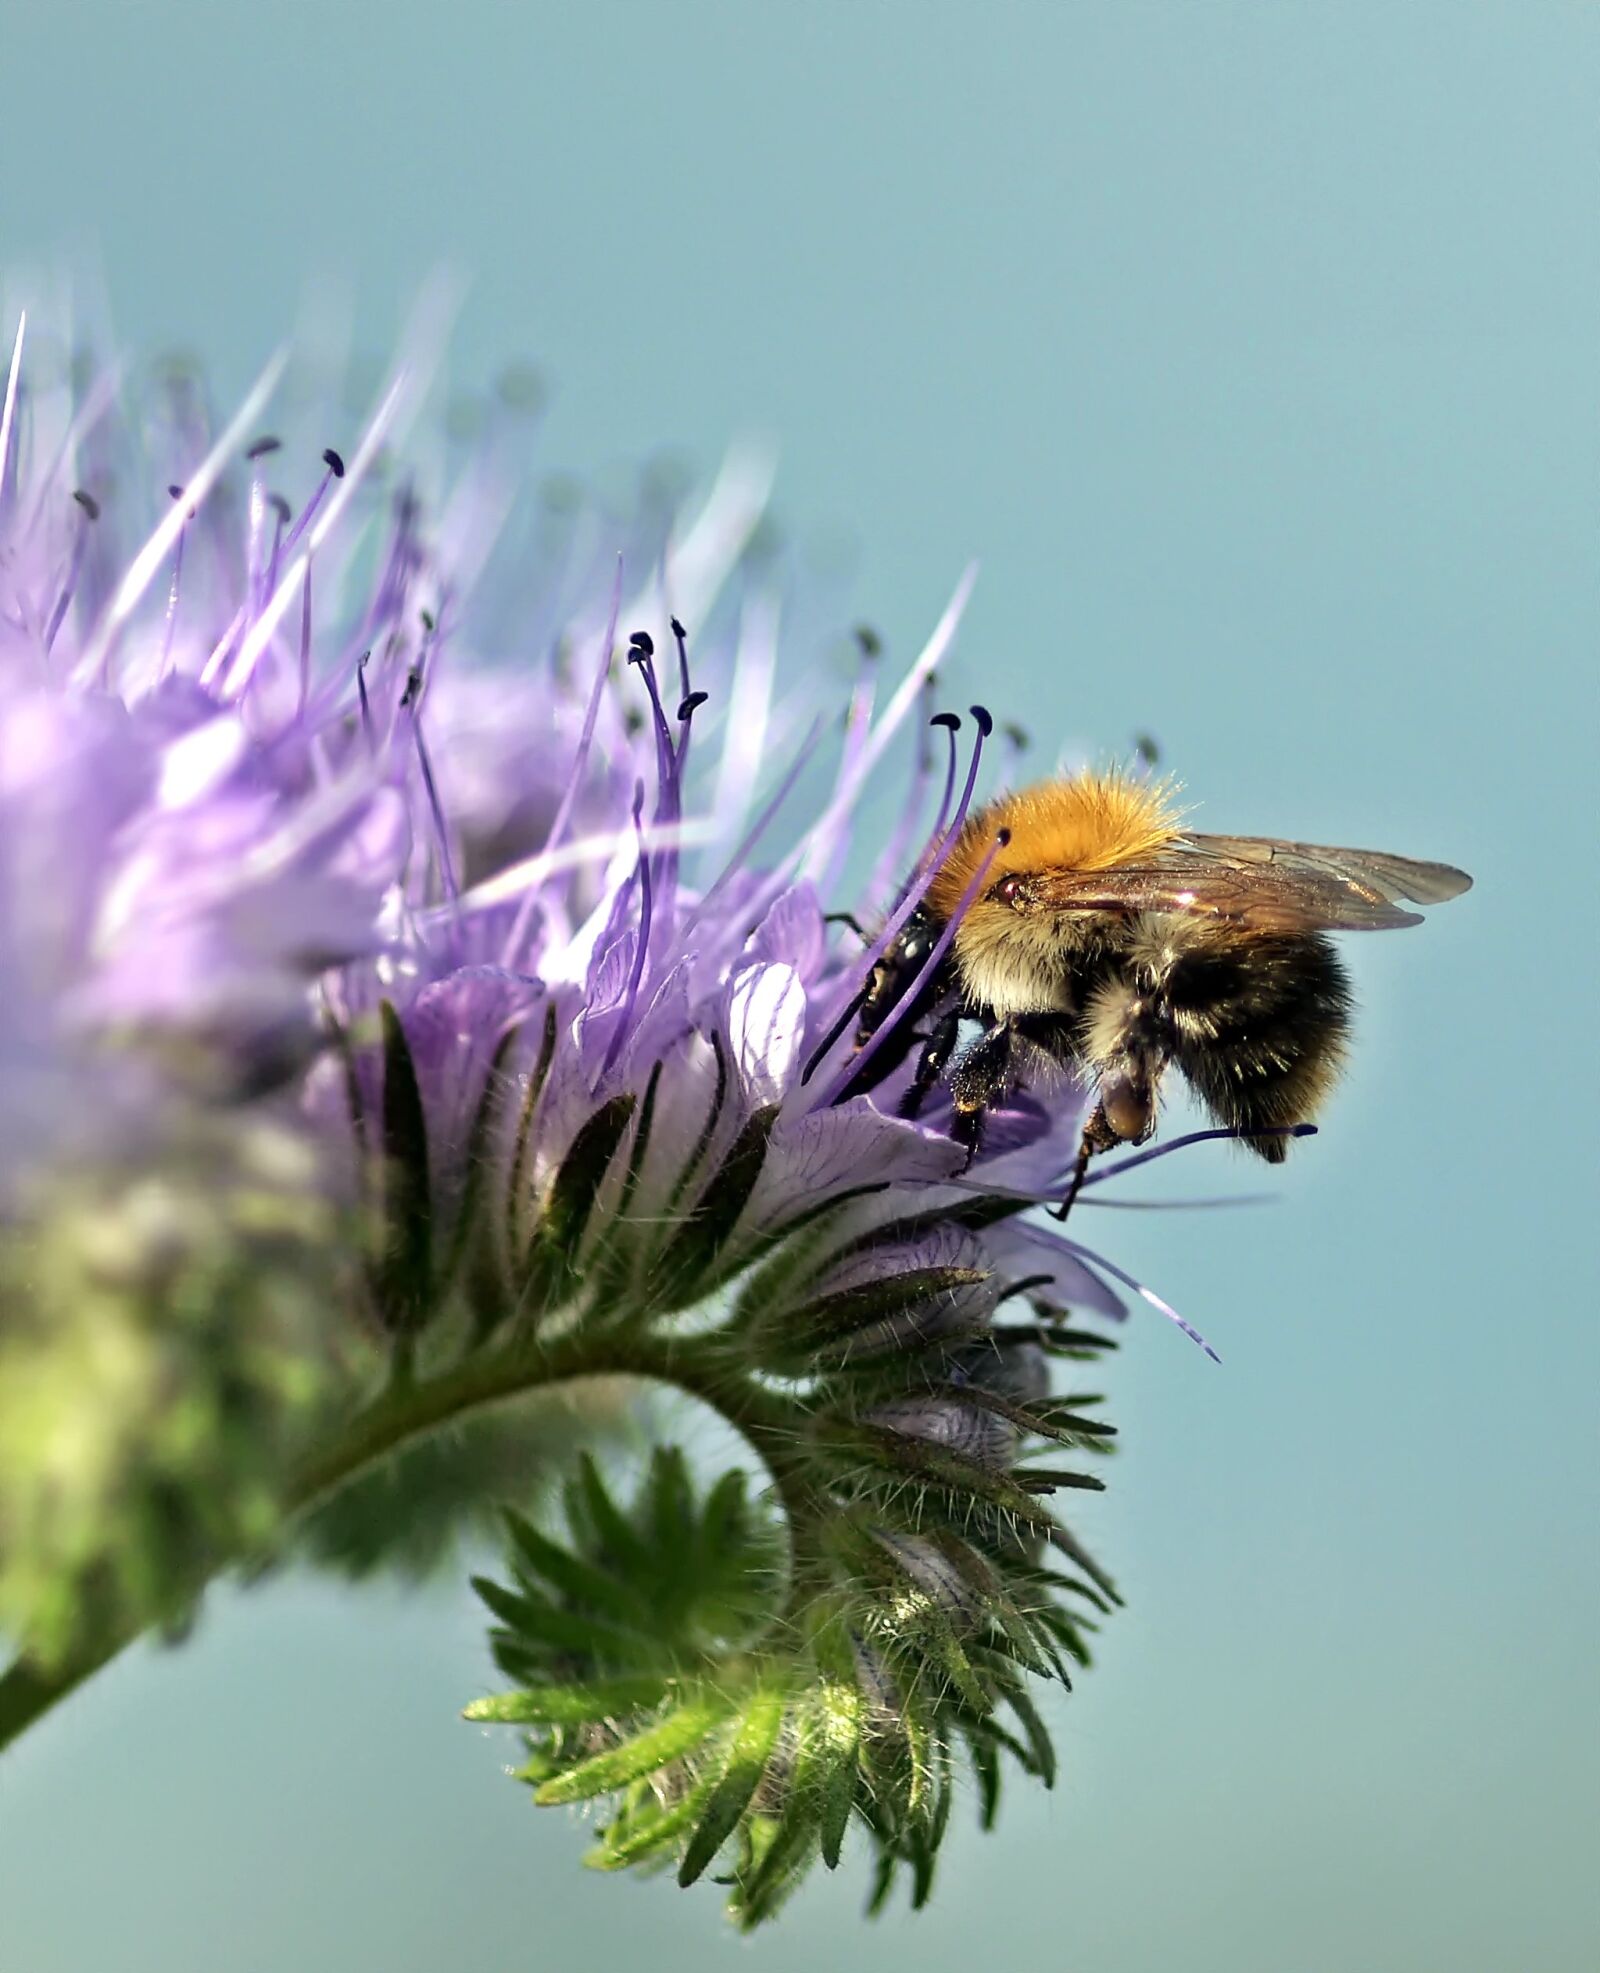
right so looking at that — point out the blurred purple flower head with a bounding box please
[0,291,1219,1723]
[0,294,1268,1922]
[0,283,1229,1365]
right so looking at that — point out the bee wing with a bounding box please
[1026,834,1472,933]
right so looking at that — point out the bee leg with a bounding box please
[1049,1103,1122,1223]
[897,1008,963,1120]
[948,1017,1017,1171]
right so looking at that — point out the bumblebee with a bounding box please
[843,769,1470,1214]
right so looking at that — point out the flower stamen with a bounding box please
[44,489,99,654]
[820,821,1009,1107]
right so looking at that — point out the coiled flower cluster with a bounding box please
[0,300,1210,1925]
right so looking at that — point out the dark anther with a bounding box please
[669,617,693,701]
[419,608,436,634]
[246,435,282,460]
[167,484,184,500]
[677,691,709,721]
[71,489,100,521]
[1134,731,1161,766]
[970,704,994,737]
[267,494,292,526]
[400,665,424,709]
[321,447,346,478]
[1004,722,1030,751]
[356,649,371,673]
[855,624,882,658]
[930,711,963,732]
[995,827,1012,847]
[627,629,654,661]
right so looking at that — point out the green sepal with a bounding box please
[730,1809,816,1930]
[445,1021,526,1334]
[585,1779,715,1871]
[773,1681,859,1873]
[371,1000,432,1331]
[943,1383,1118,1449]
[1037,1568,1116,1618]
[464,1673,673,1724]
[653,1103,778,1307]
[818,1727,858,1869]
[518,1093,636,1311]
[839,1528,988,1712]
[503,1509,654,1629]
[697,1467,751,1569]
[566,1450,651,1575]
[647,1444,696,1558]
[1015,1464,1106,1496]
[1000,1680,1057,1788]
[505,1002,559,1217]
[586,1061,663,1309]
[1037,1603,1096,1669]
[677,1687,787,1886]
[533,1695,727,1805]
[470,1574,641,1660]
[758,1266,990,1366]
[1048,1523,1123,1605]
[908,1736,955,1908]
[965,1723,1002,1830]
[829,1419,1061,1531]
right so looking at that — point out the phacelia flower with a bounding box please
[0,299,1219,1926]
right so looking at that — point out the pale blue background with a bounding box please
[1,4,1595,1969]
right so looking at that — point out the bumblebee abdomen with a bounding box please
[1139,918,1353,1158]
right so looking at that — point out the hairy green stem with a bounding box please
[0,1324,814,1760]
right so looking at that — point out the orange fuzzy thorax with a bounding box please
[925,771,1183,917]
